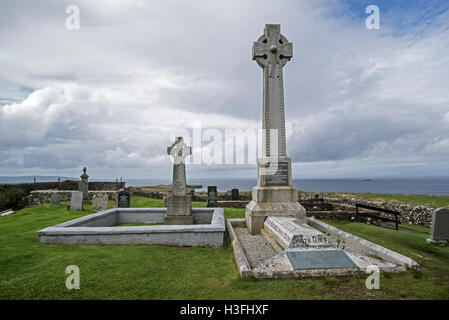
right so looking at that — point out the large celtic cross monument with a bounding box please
[246,24,306,235]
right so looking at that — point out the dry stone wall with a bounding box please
[319,197,434,227]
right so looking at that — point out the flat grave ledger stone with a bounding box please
[49,193,61,205]
[428,208,449,243]
[69,191,83,211]
[118,190,130,208]
[92,193,109,212]
[207,186,218,208]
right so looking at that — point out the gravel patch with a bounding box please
[234,227,278,268]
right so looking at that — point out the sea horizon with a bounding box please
[2,176,449,196]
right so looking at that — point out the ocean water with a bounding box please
[125,178,449,196]
[2,176,449,195]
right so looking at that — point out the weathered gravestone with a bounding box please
[78,167,89,204]
[207,186,218,208]
[245,24,306,235]
[164,137,193,224]
[427,208,449,245]
[231,188,239,201]
[49,193,61,205]
[92,193,109,212]
[118,190,130,208]
[69,191,83,211]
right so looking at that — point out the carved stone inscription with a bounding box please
[264,161,289,186]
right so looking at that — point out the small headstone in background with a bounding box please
[118,189,130,208]
[231,188,239,200]
[78,166,89,204]
[427,208,449,245]
[207,186,218,208]
[69,191,83,211]
[49,193,61,205]
[92,193,109,212]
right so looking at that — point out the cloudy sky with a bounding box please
[1,0,449,180]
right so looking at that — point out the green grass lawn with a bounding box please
[0,196,448,300]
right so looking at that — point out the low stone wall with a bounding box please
[31,181,124,191]
[319,197,433,227]
[131,188,165,199]
[192,192,252,202]
[129,187,252,202]
[27,190,119,206]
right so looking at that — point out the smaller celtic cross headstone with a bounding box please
[167,137,191,195]
[164,137,193,224]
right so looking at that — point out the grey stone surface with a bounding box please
[234,227,278,268]
[227,217,418,278]
[245,25,306,235]
[167,136,191,195]
[69,191,83,211]
[37,208,225,247]
[226,219,252,277]
[49,193,61,205]
[245,185,306,235]
[92,193,108,212]
[0,209,15,217]
[207,186,218,207]
[78,167,89,203]
[164,215,194,225]
[429,208,449,241]
[286,249,358,270]
[264,216,332,249]
[27,190,119,206]
[308,217,420,269]
[165,137,193,223]
[118,190,130,208]
[252,24,292,158]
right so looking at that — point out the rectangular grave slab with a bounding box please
[286,249,358,270]
[207,186,218,207]
[428,208,449,242]
[118,190,130,208]
[70,191,83,211]
[92,193,109,212]
[49,193,61,205]
[264,216,332,249]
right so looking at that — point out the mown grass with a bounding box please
[0,196,448,300]
[323,192,449,208]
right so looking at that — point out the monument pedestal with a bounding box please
[164,215,194,225]
[245,186,306,235]
[163,194,193,225]
[246,157,306,235]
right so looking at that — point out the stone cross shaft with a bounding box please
[167,137,191,195]
[252,24,293,158]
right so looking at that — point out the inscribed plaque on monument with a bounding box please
[286,250,358,270]
[264,161,289,186]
